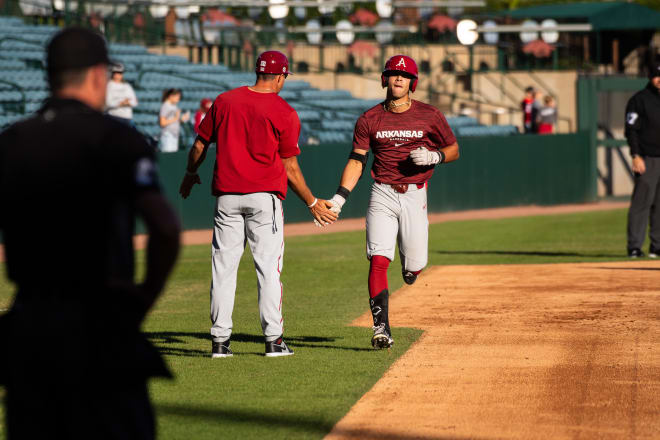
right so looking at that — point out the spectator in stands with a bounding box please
[194,98,212,134]
[521,86,536,133]
[537,95,557,134]
[159,88,189,152]
[105,63,138,125]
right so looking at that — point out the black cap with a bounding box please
[649,62,660,79]
[47,27,111,75]
[110,62,125,73]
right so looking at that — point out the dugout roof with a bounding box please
[505,2,660,31]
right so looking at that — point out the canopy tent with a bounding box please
[505,1,660,31]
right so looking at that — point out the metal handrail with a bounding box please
[0,78,27,114]
[135,68,228,90]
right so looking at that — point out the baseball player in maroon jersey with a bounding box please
[327,54,459,349]
[179,51,337,358]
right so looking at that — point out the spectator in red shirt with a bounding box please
[178,51,337,358]
[193,98,212,134]
[537,95,557,134]
[521,86,536,133]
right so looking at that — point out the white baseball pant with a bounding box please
[366,181,429,271]
[210,192,285,343]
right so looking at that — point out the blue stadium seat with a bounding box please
[446,116,479,128]
[320,120,354,131]
[455,125,519,137]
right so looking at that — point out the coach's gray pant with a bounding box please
[210,193,285,343]
[627,156,660,250]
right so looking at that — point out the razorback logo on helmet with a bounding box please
[381,55,419,92]
[255,50,292,75]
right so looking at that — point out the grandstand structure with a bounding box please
[0,16,519,149]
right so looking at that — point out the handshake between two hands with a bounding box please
[312,194,345,228]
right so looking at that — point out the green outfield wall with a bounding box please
[159,131,593,231]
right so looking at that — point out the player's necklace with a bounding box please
[384,98,411,112]
[249,86,276,93]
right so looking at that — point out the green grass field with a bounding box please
[0,208,640,439]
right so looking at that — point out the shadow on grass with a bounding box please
[145,331,374,357]
[157,404,491,439]
[433,250,623,258]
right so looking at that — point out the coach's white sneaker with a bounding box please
[211,340,233,358]
[265,336,294,357]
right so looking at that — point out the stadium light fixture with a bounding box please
[19,0,52,16]
[53,0,77,11]
[305,19,322,44]
[519,19,538,43]
[456,19,478,45]
[317,0,336,15]
[335,19,355,45]
[376,0,393,18]
[275,19,287,44]
[268,0,289,19]
[541,19,559,44]
[149,2,169,19]
[294,6,306,19]
[482,19,498,45]
[175,7,190,18]
[375,20,394,45]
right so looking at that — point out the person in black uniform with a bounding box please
[0,28,180,439]
[625,62,660,258]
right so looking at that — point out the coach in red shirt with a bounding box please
[179,51,337,358]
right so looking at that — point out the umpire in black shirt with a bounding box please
[0,28,180,438]
[625,62,660,258]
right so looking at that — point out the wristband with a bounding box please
[336,186,351,200]
[185,169,198,177]
[307,198,318,208]
[438,150,446,164]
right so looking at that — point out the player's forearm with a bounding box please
[186,139,207,173]
[338,160,364,192]
[440,143,459,164]
[283,157,316,206]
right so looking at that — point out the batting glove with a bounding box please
[410,147,441,166]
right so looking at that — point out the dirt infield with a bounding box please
[325,261,660,440]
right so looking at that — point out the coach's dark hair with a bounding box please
[256,73,281,82]
[48,67,90,92]
[162,88,183,102]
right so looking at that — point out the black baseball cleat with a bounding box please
[265,336,294,357]
[370,290,393,349]
[211,340,233,358]
[649,246,659,258]
[371,323,394,349]
[402,270,418,285]
[628,248,644,258]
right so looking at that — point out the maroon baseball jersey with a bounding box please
[197,86,301,199]
[352,100,456,185]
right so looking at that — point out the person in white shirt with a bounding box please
[105,63,138,124]
[159,88,189,153]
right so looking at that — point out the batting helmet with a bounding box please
[255,50,292,75]
[381,55,418,92]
